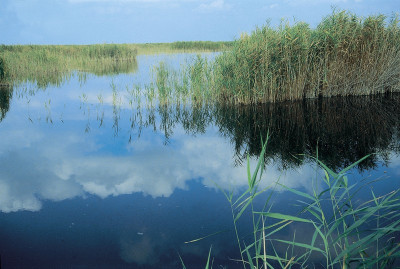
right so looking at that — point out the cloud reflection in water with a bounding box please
[0,120,319,213]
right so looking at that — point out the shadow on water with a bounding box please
[0,84,12,122]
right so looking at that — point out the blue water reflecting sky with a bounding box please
[1,54,399,268]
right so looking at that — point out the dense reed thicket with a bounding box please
[215,10,400,103]
[0,44,138,87]
[154,10,400,104]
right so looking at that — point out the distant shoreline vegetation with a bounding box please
[0,41,232,87]
[153,10,400,104]
[0,44,139,87]
[135,41,233,54]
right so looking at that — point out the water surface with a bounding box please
[1,54,399,268]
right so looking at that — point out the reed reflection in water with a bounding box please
[0,85,12,123]
[71,88,400,171]
[4,75,399,171]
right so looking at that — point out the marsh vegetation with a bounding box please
[0,9,399,269]
[153,10,400,104]
[218,140,400,269]
[0,41,233,90]
[0,44,138,87]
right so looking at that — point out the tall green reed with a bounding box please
[221,138,400,268]
[152,55,215,105]
[154,61,172,103]
[152,10,400,105]
[213,10,400,104]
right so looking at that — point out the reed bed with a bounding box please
[0,44,138,87]
[134,41,232,55]
[0,41,231,87]
[153,10,400,104]
[170,41,233,51]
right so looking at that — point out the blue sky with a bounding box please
[0,0,398,45]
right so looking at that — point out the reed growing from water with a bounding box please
[215,139,400,269]
[154,10,400,104]
[214,10,400,103]
[0,41,231,88]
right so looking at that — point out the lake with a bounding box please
[1,53,400,269]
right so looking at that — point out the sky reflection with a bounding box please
[1,54,400,269]
[1,53,399,214]
[0,111,321,213]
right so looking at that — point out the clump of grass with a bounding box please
[152,55,215,105]
[154,61,173,102]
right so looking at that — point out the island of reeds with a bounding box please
[153,10,400,104]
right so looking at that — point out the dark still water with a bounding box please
[0,54,400,268]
